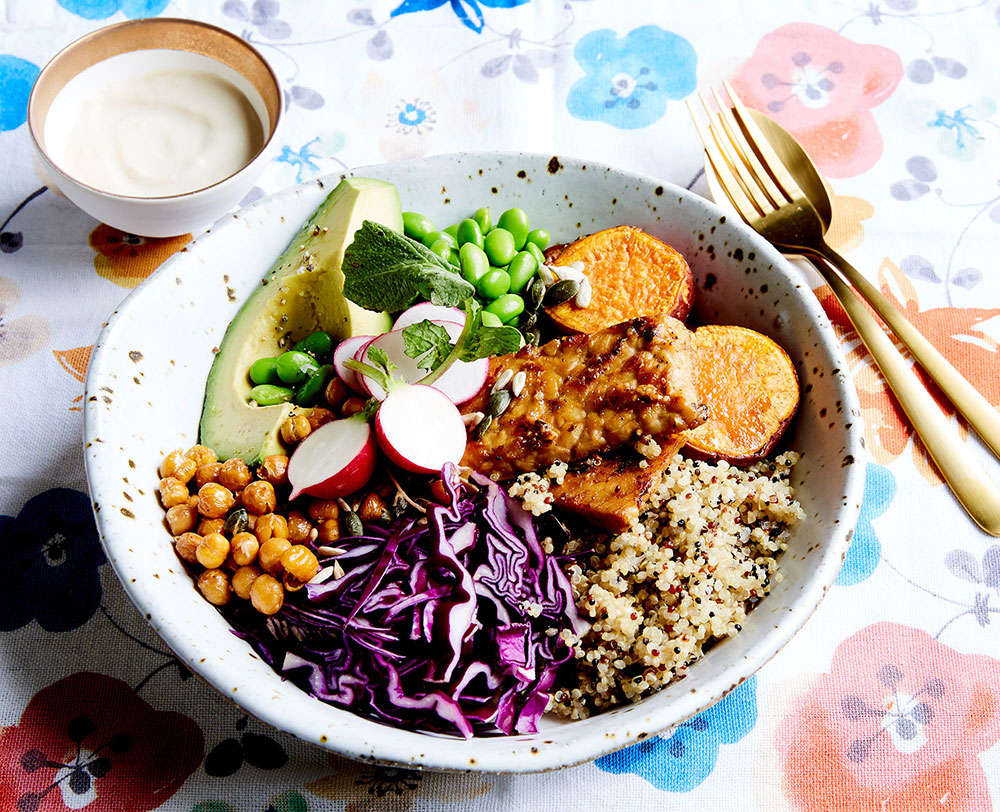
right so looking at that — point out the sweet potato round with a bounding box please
[547,226,694,334]
[682,325,799,464]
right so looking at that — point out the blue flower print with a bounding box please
[0,488,106,632]
[567,26,696,130]
[596,675,757,791]
[836,463,894,586]
[57,0,169,20]
[391,0,529,34]
[0,56,40,132]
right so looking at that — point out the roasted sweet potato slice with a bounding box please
[681,325,799,464]
[547,226,694,334]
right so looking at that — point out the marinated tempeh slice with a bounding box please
[460,316,706,479]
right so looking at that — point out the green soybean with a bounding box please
[296,364,335,407]
[481,310,504,327]
[506,251,538,293]
[497,208,530,250]
[525,241,546,268]
[402,211,435,242]
[249,384,295,405]
[460,242,490,284]
[422,230,457,249]
[294,330,334,360]
[483,228,516,266]
[486,293,525,323]
[477,269,511,300]
[444,223,460,240]
[249,357,280,385]
[456,218,484,249]
[276,350,319,386]
[429,238,459,267]
[473,206,492,234]
[526,228,550,250]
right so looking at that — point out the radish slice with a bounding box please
[358,322,489,405]
[333,335,375,394]
[287,415,378,500]
[393,302,465,331]
[352,336,380,396]
[375,384,466,474]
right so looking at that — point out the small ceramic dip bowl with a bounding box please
[28,17,282,238]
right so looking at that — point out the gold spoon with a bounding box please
[705,109,1000,463]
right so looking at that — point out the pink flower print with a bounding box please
[730,23,903,178]
[776,623,1000,811]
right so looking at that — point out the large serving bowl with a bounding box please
[83,151,864,772]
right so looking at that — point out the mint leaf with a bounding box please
[402,320,453,372]
[367,345,395,374]
[460,325,523,361]
[342,221,474,312]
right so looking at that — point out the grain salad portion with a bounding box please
[545,449,804,718]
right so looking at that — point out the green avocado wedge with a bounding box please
[199,177,401,463]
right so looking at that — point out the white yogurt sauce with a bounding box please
[54,68,264,198]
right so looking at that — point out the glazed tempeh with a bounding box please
[460,316,706,479]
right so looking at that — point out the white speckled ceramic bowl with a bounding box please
[84,152,864,772]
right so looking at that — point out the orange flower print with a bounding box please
[730,23,903,178]
[53,345,92,382]
[90,225,192,289]
[777,623,1000,811]
[827,194,874,254]
[0,276,50,367]
[816,258,1000,485]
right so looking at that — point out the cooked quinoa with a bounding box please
[543,451,804,718]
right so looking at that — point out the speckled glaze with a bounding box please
[83,152,864,773]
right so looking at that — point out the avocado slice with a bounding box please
[199,177,401,463]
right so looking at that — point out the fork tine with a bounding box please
[710,86,787,209]
[722,80,805,199]
[685,97,760,221]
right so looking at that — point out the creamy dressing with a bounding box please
[54,68,264,198]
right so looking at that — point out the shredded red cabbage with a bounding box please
[229,463,589,738]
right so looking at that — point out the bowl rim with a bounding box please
[83,150,866,772]
[27,16,283,202]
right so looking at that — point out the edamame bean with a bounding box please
[526,228,550,250]
[422,230,457,249]
[295,364,335,406]
[460,242,489,284]
[481,311,504,327]
[477,269,511,300]
[497,208,530,250]
[294,330,334,360]
[249,357,280,385]
[443,224,460,241]
[249,384,295,405]
[276,350,319,386]
[456,218,484,249]
[525,241,546,268]
[507,251,538,293]
[473,206,492,234]
[486,293,525,323]
[402,211,435,243]
[429,238,459,267]
[483,228,516,266]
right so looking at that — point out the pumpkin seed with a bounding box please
[222,507,248,537]
[527,277,546,311]
[543,278,580,307]
[526,327,542,346]
[489,389,512,418]
[472,413,493,439]
[343,510,363,537]
[520,310,538,331]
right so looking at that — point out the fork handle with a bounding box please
[816,241,1000,460]
[803,250,1000,536]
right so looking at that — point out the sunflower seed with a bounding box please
[316,545,347,556]
[554,265,584,283]
[538,264,556,286]
[463,410,485,426]
[333,560,346,579]
[491,368,514,393]
[308,566,334,585]
[511,371,526,397]
[489,388,512,418]
[472,413,493,439]
[575,278,593,307]
[543,279,580,307]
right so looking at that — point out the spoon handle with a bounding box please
[803,249,1000,536]
[817,242,1000,461]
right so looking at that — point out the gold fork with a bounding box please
[687,82,1000,536]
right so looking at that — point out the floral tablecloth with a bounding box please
[2,1,1000,809]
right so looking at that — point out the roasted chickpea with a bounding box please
[307,498,339,524]
[253,513,288,544]
[231,565,261,599]
[196,482,235,519]
[258,455,289,488]
[217,458,252,492]
[196,532,230,569]
[197,517,226,536]
[286,510,315,545]
[231,532,260,567]
[317,519,340,545]
[160,450,197,484]
[241,480,276,515]
[359,492,387,524]
[280,413,312,445]
[165,504,198,535]
[174,532,202,563]
[158,477,190,509]
[249,573,284,615]
[185,444,217,469]
[340,396,366,418]
[307,407,336,431]
[281,545,319,582]
[282,572,306,592]
[258,537,292,576]
[198,569,231,606]
[324,377,349,410]
[428,479,451,505]
[195,462,223,489]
